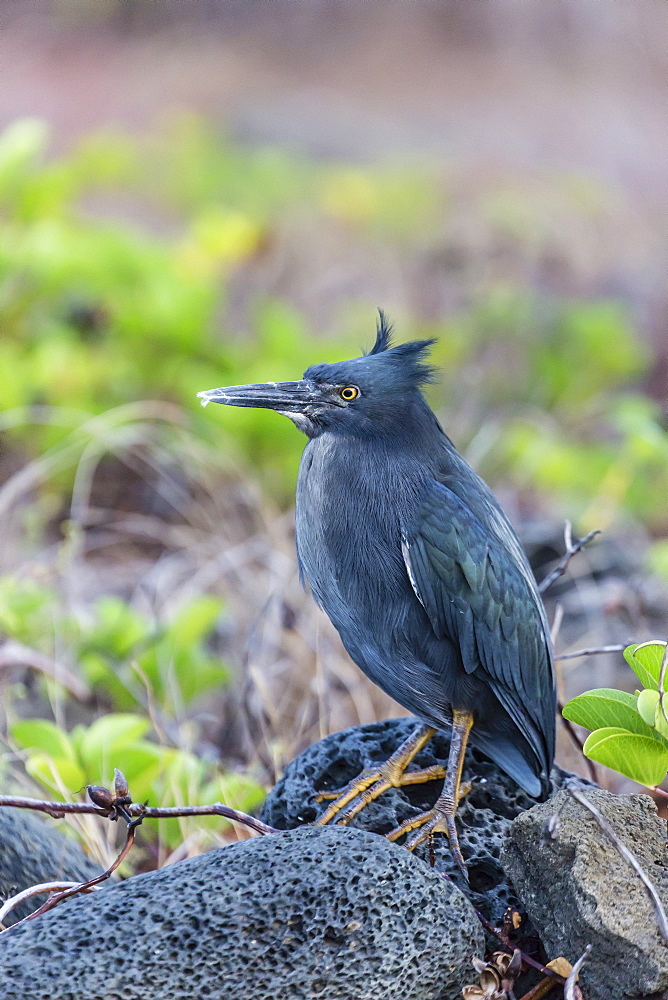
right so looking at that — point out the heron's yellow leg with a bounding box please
[386,709,474,879]
[315,724,442,826]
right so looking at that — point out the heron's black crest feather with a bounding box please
[369,310,393,355]
[366,311,437,389]
[307,313,436,394]
[384,338,438,388]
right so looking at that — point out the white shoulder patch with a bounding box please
[401,535,425,609]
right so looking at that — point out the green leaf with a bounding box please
[25,753,86,798]
[11,719,75,760]
[0,119,49,188]
[98,744,163,802]
[216,773,266,814]
[169,596,223,648]
[90,597,148,655]
[636,641,668,687]
[583,727,668,786]
[171,651,228,704]
[562,688,664,741]
[636,689,668,740]
[624,641,668,691]
[154,748,206,802]
[637,689,661,727]
[79,650,138,710]
[77,713,151,774]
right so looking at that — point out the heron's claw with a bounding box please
[314,762,446,826]
[385,779,472,880]
[312,724,440,827]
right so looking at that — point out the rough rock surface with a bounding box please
[0,824,484,1000]
[261,716,585,950]
[502,787,668,1000]
[0,807,103,924]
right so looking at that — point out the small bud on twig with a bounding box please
[114,769,130,801]
[86,785,114,810]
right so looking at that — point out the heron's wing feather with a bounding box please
[402,480,554,767]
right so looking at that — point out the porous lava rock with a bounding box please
[261,717,586,950]
[0,824,484,1000]
[0,807,103,924]
[502,787,668,1000]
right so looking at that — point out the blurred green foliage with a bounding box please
[648,540,668,581]
[1,115,666,527]
[0,117,438,499]
[0,573,264,850]
[11,713,264,851]
[0,576,228,715]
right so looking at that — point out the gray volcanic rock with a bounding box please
[261,716,585,952]
[0,824,484,1000]
[0,807,103,924]
[502,787,668,1000]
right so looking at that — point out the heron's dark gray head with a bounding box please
[197,313,437,439]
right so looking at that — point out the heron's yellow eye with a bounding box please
[340,386,359,401]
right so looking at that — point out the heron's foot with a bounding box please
[385,780,473,880]
[313,723,439,827]
[314,761,447,826]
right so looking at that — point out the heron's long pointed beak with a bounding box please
[197,380,318,412]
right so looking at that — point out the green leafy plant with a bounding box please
[10,713,264,852]
[0,576,229,716]
[563,641,668,786]
[0,574,265,853]
[78,594,229,714]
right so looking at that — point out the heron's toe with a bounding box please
[313,766,387,824]
[386,807,468,880]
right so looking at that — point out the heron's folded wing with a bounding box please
[401,480,554,762]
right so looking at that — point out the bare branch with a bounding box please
[4,823,139,932]
[564,944,591,1000]
[0,881,100,927]
[556,644,626,661]
[517,975,562,999]
[538,523,600,595]
[567,785,668,943]
[133,802,278,837]
[0,772,278,933]
[0,794,278,838]
[0,796,105,819]
[468,900,566,985]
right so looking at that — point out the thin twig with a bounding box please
[0,881,101,926]
[3,824,139,933]
[471,904,566,985]
[550,603,564,648]
[564,944,591,1000]
[0,797,109,818]
[0,795,278,837]
[517,975,561,1000]
[557,700,599,784]
[567,784,668,943]
[439,865,559,982]
[538,523,600,595]
[555,644,626,661]
[131,803,278,837]
[0,770,282,933]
